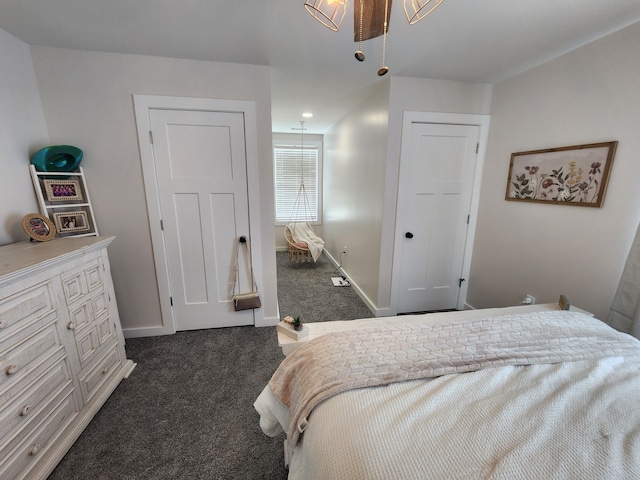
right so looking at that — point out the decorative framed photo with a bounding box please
[43,179,83,202]
[52,211,91,233]
[505,141,617,208]
[22,213,56,241]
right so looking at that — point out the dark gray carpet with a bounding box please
[47,251,372,479]
[276,250,373,323]
[48,327,287,480]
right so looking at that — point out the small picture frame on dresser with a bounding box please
[559,295,571,310]
[21,213,56,241]
[53,211,90,233]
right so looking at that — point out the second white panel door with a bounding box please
[395,122,480,313]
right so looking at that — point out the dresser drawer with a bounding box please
[67,291,116,369]
[0,357,73,447]
[91,289,109,318]
[60,258,103,305]
[75,314,117,366]
[78,342,122,405]
[95,315,115,345]
[0,282,56,335]
[1,324,64,398]
[0,386,78,480]
[66,289,109,332]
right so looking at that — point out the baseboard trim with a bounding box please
[374,307,393,317]
[256,314,279,327]
[123,325,174,338]
[124,314,278,336]
[323,250,379,317]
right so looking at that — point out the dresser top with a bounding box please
[0,236,115,280]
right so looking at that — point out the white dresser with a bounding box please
[0,236,135,480]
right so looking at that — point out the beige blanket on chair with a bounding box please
[290,222,324,262]
[267,311,640,447]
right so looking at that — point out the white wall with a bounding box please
[30,47,277,334]
[322,76,493,314]
[323,81,391,311]
[0,29,49,245]
[468,21,640,321]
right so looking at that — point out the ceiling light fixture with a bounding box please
[304,0,445,76]
[404,0,445,24]
[304,0,347,32]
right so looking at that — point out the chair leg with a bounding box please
[287,246,312,263]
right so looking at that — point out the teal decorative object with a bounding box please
[31,145,83,172]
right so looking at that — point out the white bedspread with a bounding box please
[255,311,640,479]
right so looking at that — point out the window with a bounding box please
[273,135,322,224]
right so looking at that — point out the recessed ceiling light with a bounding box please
[302,112,313,118]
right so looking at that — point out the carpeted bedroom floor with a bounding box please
[276,250,373,323]
[47,251,372,480]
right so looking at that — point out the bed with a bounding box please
[254,308,640,479]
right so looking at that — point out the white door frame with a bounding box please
[389,111,491,314]
[133,94,264,335]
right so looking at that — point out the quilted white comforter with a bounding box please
[255,311,640,479]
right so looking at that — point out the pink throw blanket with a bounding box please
[268,311,640,446]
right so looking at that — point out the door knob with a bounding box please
[405,232,414,239]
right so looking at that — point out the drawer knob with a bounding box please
[5,365,19,375]
[101,366,109,374]
[30,444,41,456]
[20,405,32,416]
[67,321,76,330]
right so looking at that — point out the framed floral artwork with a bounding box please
[505,141,617,207]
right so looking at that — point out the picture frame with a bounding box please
[43,179,83,202]
[52,211,91,233]
[505,141,617,208]
[22,213,56,242]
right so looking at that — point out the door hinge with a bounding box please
[149,131,153,144]
[476,143,479,154]
[170,296,173,306]
[459,278,466,287]
[160,219,164,230]
[467,215,470,225]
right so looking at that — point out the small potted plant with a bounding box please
[291,316,303,331]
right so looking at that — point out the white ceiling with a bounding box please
[1,0,640,134]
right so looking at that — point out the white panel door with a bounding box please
[396,122,479,313]
[149,109,254,330]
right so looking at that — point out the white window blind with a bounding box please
[274,145,319,223]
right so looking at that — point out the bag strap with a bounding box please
[233,236,258,295]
